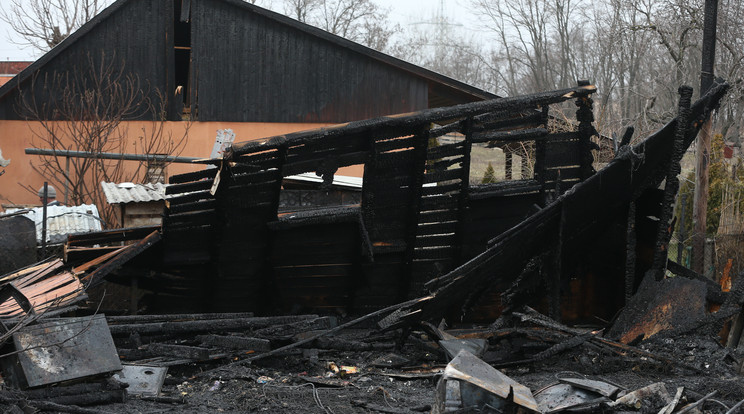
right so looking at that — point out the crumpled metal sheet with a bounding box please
[433,349,539,413]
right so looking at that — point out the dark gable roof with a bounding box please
[0,0,131,101]
[0,0,496,105]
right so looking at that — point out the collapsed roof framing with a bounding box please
[147,81,728,322]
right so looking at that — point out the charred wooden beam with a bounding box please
[196,334,271,351]
[148,343,211,360]
[108,315,319,336]
[228,85,596,158]
[106,312,255,324]
[66,225,160,247]
[474,127,548,143]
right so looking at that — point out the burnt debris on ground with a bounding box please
[0,82,742,413]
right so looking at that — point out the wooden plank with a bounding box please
[421,182,462,196]
[168,168,218,184]
[417,210,459,223]
[427,143,464,159]
[67,226,161,246]
[415,234,457,248]
[283,151,368,176]
[413,246,458,260]
[416,222,458,236]
[169,199,217,215]
[374,136,419,152]
[472,127,548,143]
[419,194,459,210]
[229,168,281,183]
[472,110,545,132]
[167,190,213,206]
[163,209,216,226]
[423,168,463,184]
[71,246,128,275]
[165,179,213,195]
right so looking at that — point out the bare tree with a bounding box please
[283,0,320,22]
[17,52,189,227]
[0,0,110,52]
[279,0,397,51]
[391,25,493,92]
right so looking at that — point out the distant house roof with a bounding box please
[2,204,104,244]
[0,61,32,87]
[0,61,31,76]
[101,182,167,204]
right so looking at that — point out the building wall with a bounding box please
[0,0,170,120]
[190,0,429,122]
[0,120,364,210]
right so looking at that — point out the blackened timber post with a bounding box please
[678,193,688,265]
[692,0,718,274]
[575,80,597,181]
[455,118,474,263]
[651,86,693,281]
[41,182,48,257]
[535,107,549,203]
[270,138,289,213]
[550,205,565,321]
[625,202,637,303]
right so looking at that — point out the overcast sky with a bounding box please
[0,0,481,62]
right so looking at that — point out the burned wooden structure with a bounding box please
[158,82,633,319]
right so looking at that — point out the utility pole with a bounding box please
[691,0,718,275]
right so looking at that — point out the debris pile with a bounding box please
[0,300,742,413]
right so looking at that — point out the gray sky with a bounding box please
[0,0,481,61]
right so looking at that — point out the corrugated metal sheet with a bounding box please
[101,182,167,204]
[3,204,103,244]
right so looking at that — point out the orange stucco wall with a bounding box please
[0,120,364,210]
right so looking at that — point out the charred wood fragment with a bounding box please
[650,86,693,281]
[196,334,271,351]
[148,343,211,360]
[108,315,319,336]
